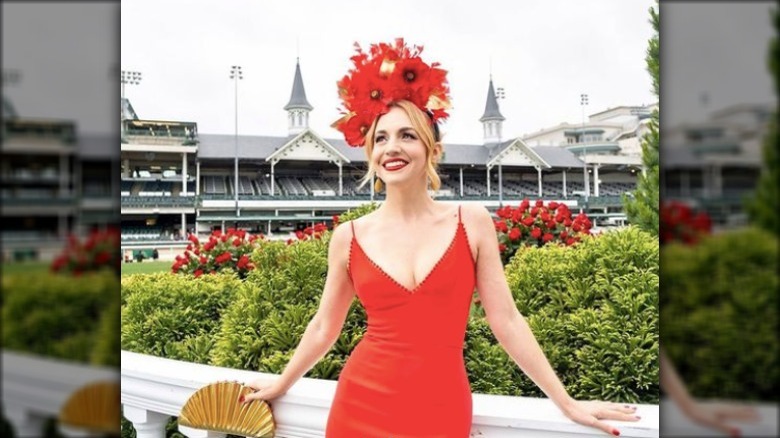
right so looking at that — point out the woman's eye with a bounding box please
[403,132,416,139]
[375,135,386,143]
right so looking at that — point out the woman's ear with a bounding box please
[432,143,443,164]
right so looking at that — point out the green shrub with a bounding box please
[467,226,659,403]
[2,271,118,362]
[661,227,778,401]
[122,226,658,404]
[336,202,378,224]
[121,272,241,363]
[209,236,367,380]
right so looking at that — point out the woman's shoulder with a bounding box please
[458,203,495,239]
[458,203,493,226]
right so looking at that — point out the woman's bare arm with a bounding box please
[464,204,637,436]
[244,223,356,401]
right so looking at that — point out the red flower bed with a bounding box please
[286,223,329,245]
[660,201,711,245]
[172,228,262,278]
[50,228,120,276]
[494,199,593,264]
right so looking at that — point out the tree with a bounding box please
[623,1,659,236]
[747,8,779,235]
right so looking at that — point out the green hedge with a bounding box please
[121,272,242,362]
[122,226,659,404]
[661,227,778,401]
[2,269,120,437]
[467,226,659,403]
[2,270,119,364]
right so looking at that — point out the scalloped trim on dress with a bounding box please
[352,222,464,295]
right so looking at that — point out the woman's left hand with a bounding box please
[561,399,641,436]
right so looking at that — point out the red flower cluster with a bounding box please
[494,199,593,264]
[333,38,451,147]
[286,223,329,245]
[51,228,120,276]
[172,228,262,278]
[660,201,711,245]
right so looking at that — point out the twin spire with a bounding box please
[479,76,505,145]
[284,58,312,135]
[284,58,506,143]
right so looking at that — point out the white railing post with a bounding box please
[178,426,227,438]
[123,405,169,438]
[3,406,46,438]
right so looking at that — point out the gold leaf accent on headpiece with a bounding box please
[379,59,397,77]
[427,95,452,111]
[330,112,354,129]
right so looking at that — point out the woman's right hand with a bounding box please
[240,379,289,404]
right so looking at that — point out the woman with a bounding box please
[242,39,640,437]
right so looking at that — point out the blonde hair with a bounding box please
[359,100,442,193]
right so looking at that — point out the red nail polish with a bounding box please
[239,395,245,403]
[612,430,620,436]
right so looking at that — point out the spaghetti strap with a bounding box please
[350,220,356,239]
[458,205,462,224]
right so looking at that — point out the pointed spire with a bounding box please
[480,77,504,122]
[284,58,313,111]
[3,96,18,119]
[121,97,139,120]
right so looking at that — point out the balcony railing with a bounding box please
[9,348,778,437]
[120,351,661,438]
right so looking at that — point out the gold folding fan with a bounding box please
[58,380,121,435]
[178,381,275,438]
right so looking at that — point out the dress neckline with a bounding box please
[352,222,463,295]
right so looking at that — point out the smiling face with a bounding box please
[362,100,442,192]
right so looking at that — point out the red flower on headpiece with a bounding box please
[333,38,451,147]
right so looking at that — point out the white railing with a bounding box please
[121,351,660,438]
[0,349,660,437]
[1,351,118,437]
[6,350,777,437]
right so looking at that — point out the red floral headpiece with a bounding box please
[331,38,451,147]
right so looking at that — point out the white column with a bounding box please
[584,164,590,198]
[181,213,186,238]
[713,164,722,197]
[195,161,201,196]
[59,213,68,238]
[338,162,343,196]
[182,153,188,195]
[60,153,69,196]
[122,406,169,438]
[537,166,543,197]
[370,174,375,200]
[270,162,276,196]
[486,167,491,197]
[562,170,567,197]
[459,167,464,197]
[4,406,47,437]
[594,165,600,197]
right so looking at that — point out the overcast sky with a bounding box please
[2,2,774,140]
[661,2,776,126]
[118,0,657,144]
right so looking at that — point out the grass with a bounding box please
[2,260,170,277]
[121,261,171,276]
[1,261,50,274]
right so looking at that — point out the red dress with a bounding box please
[326,207,476,437]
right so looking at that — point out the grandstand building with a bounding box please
[121,60,651,244]
[661,102,773,226]
[1,97,117,261]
